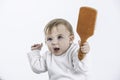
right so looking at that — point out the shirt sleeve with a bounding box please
[27,50,47,74]
[71,47,88,73]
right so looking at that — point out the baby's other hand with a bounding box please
[31,43,43,51]
[80,42,90,54]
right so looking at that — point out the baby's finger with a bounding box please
[32,44,41,47]
[81,48,89,53]
[31,43,43,50]
[81,45,89,49]
[83,42,88,45]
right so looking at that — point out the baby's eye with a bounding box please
[58,36,63,39]
[47,38,52,41]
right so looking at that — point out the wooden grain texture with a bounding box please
[77,7,97,60]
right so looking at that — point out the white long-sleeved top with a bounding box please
[27,43,88,80]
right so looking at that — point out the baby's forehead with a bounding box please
[46,33,64,37]
[46,30,69,36]
[45,24,70,34]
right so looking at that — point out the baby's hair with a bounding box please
[44,18,74,35]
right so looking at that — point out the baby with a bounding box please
[28,18,90,80]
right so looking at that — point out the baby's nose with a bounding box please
[52,39,58,45]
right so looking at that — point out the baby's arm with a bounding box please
[71,43,89,73]
[78,41,90,60]
[27,43,47,74]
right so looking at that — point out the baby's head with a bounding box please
[44,18,74,56]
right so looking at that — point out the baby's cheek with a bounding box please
[47,46,51,50]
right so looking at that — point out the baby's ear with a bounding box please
[69,34,74,43]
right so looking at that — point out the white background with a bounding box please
[0,0,120,80]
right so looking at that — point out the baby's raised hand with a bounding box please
[31,43,43,51]
[78,41,90,54]
[80,42,90,54]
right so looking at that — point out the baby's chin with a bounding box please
[52,52,64,56]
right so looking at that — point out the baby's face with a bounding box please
[45,24,74,56]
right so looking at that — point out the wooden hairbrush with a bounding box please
[77,6,97,60]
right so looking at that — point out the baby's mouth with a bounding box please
[53,48,60,52]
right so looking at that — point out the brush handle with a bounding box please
[78,39,87,60]
[78,49,86,60]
